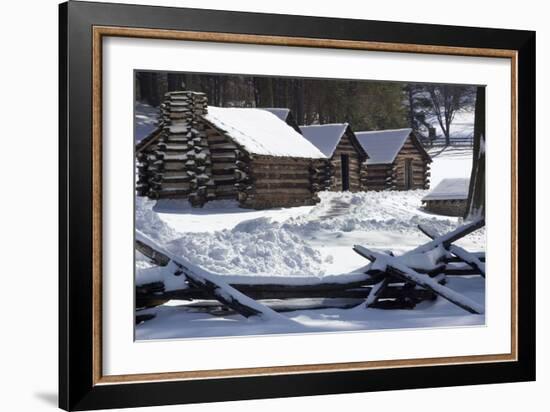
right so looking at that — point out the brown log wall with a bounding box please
[393,138,430,190]
[204,124,240,199]
[240,156,320,209]
[329,131,363,192]
[362,136,430,191]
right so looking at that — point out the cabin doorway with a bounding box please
[340,154,350,191]
[404,159,413,189]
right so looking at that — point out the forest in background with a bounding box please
[135,71,477,143]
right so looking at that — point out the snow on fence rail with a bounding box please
[135,220,485,324]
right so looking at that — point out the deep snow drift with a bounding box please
[136,187,484,278]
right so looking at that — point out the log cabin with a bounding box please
[422,178,469,216]
[355,128,431,191]
[136,91,328,209]
[299,124,369,192]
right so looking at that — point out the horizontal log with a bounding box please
[212,166,237,176]
[210,142,238,150]
[211,153,237,161]
[160,176,192,184]
[215,185,238,195]
[366,172,394,178]
[149,189,191,199]
[253,171,310,180]
[212,173,235,182]
[254,181,312,190]
[207,138,231,147]
[251,157,313,167]
[137,285,436,303]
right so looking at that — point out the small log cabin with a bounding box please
[355,128,431,191]
[300,124,369,192]
[422,178,469,217]
[136,91,327,209]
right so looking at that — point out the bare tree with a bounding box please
[424,85,474,146]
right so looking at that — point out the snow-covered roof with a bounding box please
[422,178,470,201]
[355,128,413,165]
[262,108,290,121]
[299,124,350,157]
[203,107,326,158]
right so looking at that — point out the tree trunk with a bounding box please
[293,79,305,124]
[406,85,415,130]
[253,77,274,107]
[465,86,486,219]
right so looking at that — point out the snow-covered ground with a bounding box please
[136,275,484,340]
[135,104,482,340]
[429,146,473,187]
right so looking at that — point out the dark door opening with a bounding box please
[404,159,413,189]
[341,154,350,191]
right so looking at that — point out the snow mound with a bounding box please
[287,191,467,236]
[135,196,176,244]
[166,217,324,276]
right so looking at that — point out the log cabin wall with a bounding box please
[424,199,467,217]
[330,129,363,192]
[362,135,430,191]
[137,94,328,208]
[392,136,430,190]
[136,91,214,205]
[310,158,334,193]
[136,128,162,197]
[203,124,240,200]
[240,156,320,209]
[364,164,395,191]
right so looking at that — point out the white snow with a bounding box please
[423,178,470,201]
[137,231,291,321]
[299,123,349,157]
[166,217,326,276]
[135,275,484,340]
[428,146,473,187]
[136,186,484,280]
[136,262,190,292]
[203,107,326,158]
[168,124,190,134]
[355,128,412,164]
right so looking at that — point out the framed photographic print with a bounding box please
[59,1,535,410]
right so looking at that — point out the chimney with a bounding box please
[148,89,212,206]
